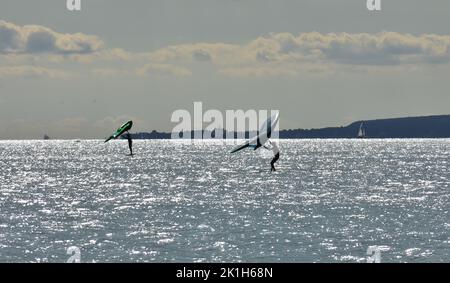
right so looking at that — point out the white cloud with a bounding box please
[145,31,450,67]
[144,43,239,65]
[0,20,103,54]
[136,63,192,77]
[3,20,450,79]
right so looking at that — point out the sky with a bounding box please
[0,0,450,139]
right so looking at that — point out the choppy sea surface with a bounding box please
[0,139,449,263]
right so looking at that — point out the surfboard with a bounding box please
[230,112,279,153]
[105,120,133,143]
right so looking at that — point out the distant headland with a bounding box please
[127,115,450,139]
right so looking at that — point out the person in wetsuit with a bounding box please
[264,140,280,172]
[126,131,133,155]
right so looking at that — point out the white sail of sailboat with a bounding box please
[357,122,366,138]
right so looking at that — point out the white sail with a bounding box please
[357,122,365,138]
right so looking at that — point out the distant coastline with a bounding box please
[127,114,450,139]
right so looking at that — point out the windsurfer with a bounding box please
[264,140,279,172]
[126,131,133,156]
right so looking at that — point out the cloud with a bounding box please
[136,63,192,77]
[192,49,212,62]
[0,65,70,78]
[65,48,134,63]
[3,20,450,79]
[145,32,450,67]
[144,43,239,65]
[0,21,22,52]
[86,32,450,78]
[0,20,103,54]
[2,20,449,67]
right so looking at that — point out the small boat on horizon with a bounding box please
[357,122,366,138]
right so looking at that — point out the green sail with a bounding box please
[105,121,133,143]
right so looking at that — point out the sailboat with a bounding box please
[357,122,366,138]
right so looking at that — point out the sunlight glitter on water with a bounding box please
[0,139,449,262]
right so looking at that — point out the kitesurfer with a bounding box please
[126,131,133,155]
[264,140,279,172]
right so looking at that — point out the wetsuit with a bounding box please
[270,142,280,171]
[127,132,133,155]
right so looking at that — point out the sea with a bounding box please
[0,139,449,262]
